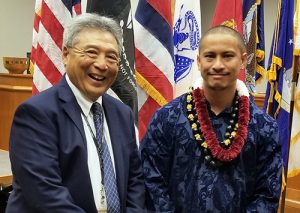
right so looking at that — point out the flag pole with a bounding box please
[280,55,300,213]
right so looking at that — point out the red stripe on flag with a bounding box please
[32,0,81,95]
[74,3,81,14]
[147,0,172,28]
[41,1,64,50]
[32,14,40,65]
[139,97,160,140]
[135,48,173,102]
[32,84,39,95]
[35,44,62,86]
[31,47,37,64]
[33,14,41,33]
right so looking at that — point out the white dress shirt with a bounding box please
[66,74,116,211]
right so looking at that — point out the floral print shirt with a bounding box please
[140,93,282,213]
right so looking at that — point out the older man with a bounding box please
[7,13,145,213]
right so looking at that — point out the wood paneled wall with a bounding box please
[0,73,32,150]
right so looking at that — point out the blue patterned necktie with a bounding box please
[91,102,120,213]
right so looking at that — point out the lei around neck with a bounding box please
[186,80,250,166]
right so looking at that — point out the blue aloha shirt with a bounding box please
[140,93,282,213]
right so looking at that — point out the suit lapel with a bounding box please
[56,77,97,211]
[57,77,86,148]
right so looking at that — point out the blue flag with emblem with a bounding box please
[242,0,265,91]
[255,0,265,83]
[264,0,294,171]
[288,0,300,179]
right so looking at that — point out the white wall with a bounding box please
[0,0,35,73]
[0,0,278,93]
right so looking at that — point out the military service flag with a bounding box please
[173,0,201,97]
[211,0,245,81]
[264,0,294,170]
[243,0,265,91]
[288,0,300,178]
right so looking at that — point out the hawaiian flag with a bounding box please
[131,0,201,140]
[131,0,174,140]
[86,0,138,123]
[211,0,245,82]
[31,0,81,94]
[264,0,294,172]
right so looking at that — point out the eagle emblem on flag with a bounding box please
[173,5,200,83]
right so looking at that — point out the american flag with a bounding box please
[31,0,81,94]
[131,0,174,140]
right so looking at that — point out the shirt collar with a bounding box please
[206,100,233,116]
[66,74,103,117]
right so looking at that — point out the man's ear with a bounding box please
[241,52,247,69]
[62,46,69,65]
[197,54,201,70]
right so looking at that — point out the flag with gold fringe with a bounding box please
[242,0,265,91]
[131,0,201,140]
[131,0,174,140]
[255,0,265,84]
[288,0,300,178]
[263,0,294,177]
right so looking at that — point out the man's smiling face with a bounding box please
[197,33,247,92]
[62,28,119,101]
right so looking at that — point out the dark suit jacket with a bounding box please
[6,76,145,213]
